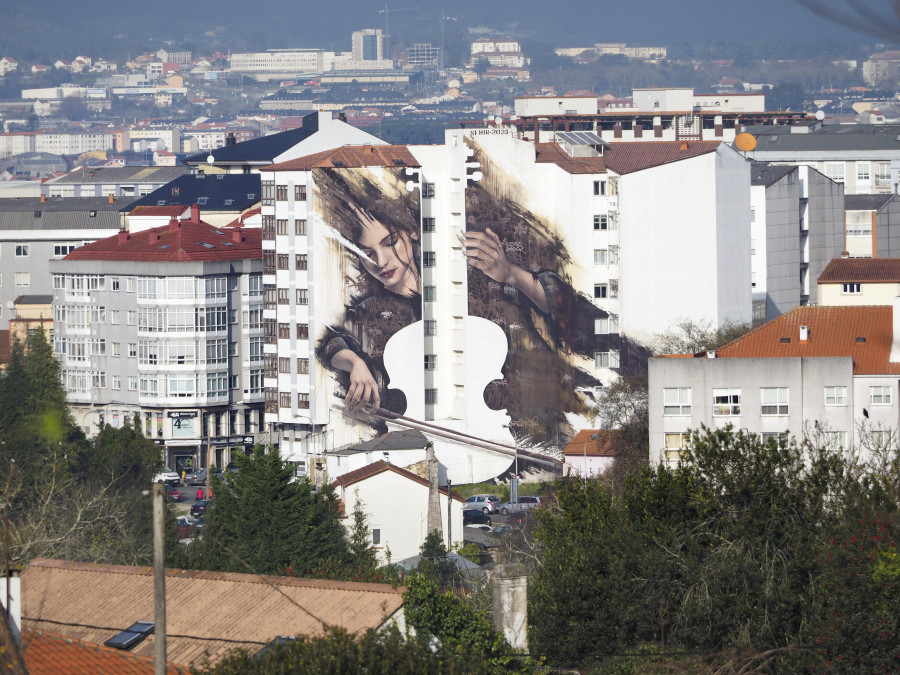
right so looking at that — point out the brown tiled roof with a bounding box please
[704,305,899,375]
[819,257,900,284]
[534,143,606,174]
[21,558,405,668]
[562,429,620,457]
[332,460,466,503]
[22,630,186,674]
[128,205,190,218]
[62,221,260,263]
[603,141,721,175]
[263,145,420,172]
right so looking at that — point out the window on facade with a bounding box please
[54,243,77,257]
[593,215,608,230]
[594,284,608,299]
[826,431,848,449]
[422,182,435,198]
[760,387,789,415]
[594,180,605,196]
[298,393,310,409]
[713,388,741,416]
[825,386,847,406]
[277,289,289,304]
[424,354,437,370]
[15,273,30,287]
[425,388,438,405]
[870,386,892,405]
[594,249,608,265]
[273,219,287,236]
[857,162,870,182]
[594,350,620,368]
[279,392,291,408]
[295,185,307,201]
[279,357,290,373]
[295,219,307,236]
[205,277,226,299]
[128,376,138,391]
[664,433,687,462]
[842,283,861,294]
[824,162,845,182]
[296,254,308,270]
[423,251,436,267]
[663,388,692,415]
[276,185,287,201]
[870,429,893,449]
[297,323,309,339]
[423,285,436,302]
[298,358,309,374]
[296,289,308,305]
[421,217,436,233]
[261,181,274,205]
[424,320,437,336]
[278,323,290,339]
[15,244,29,257]
[594,314,619,334]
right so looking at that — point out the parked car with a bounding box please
[184,468,223,486]
[463,508,492,526]
[164,485,182,502]
[465,494,501,515]
[190,499,210,517]
[174,516,193,539]
[153,467,180,486]
[498,495,542,516]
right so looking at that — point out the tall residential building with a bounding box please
[260,129,751,483]
[352,29,385,61]
[50,208,263,474]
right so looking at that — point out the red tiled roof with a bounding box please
[818,257,900,284]
[534,143,606,174]
[22,630,187,674]
[562,429,620,457]
[128,205,190,218]
[263,145,420,172]
[63,220,260,263]
[603,141,721,175]
[703,305,899,375]
[332,460,465,502]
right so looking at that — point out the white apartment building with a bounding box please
[818,257,900,306]
[229,49,327,74]
[49,211,264,474]
[649,303,900,466]
[750,162,845,322]
[259,129,750,482]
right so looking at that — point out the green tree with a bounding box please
[192,624,501,674]
[187,446,349,575]
[348,492,378,571]
[77,416,161,489]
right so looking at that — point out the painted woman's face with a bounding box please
[355,209,420,297]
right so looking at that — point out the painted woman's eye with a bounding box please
[385,235,398,247]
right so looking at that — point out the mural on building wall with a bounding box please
[314,166,422,432]
[460,139,647,448]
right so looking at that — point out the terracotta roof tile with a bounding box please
[21,558,405,668]
[62,220,260,263]
[534,143,606,174]
[603,140,721,175]
[562,429,620,457]
[332,460,465,502]
[702,305,899,375]
[22,630,186,674]
[263,145,420,172]
[818,257,900,283]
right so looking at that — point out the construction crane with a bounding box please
[378,3,420,61]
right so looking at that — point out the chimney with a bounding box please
[117,229,128,244]
[680,141,689,150]
[108,194,114,203]
[168,216,180,232]
[150,228,161,242]
[706,350,716,358]
[425,443,442,535]
[191,203,200,223]
[841,250,850,258]
[40,194,46,203]
[799,325,809,341]
[232,226,242,243]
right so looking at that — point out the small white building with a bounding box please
[649,303,900,466]
[332,460,465,563]
[562,429,617,477]
[325,429,432,482]
[818,257,900,306]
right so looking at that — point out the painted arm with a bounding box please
[330,348,381,411]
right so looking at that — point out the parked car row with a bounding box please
[465,493,543,516]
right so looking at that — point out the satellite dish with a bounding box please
[735,133,757,152]
[207,154,215,165]
[815,109,825,121]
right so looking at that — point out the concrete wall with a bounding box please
[804,166,846,306]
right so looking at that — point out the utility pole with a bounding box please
[152,483,167,675]
[4,459,13,623]
[446,478,452,551]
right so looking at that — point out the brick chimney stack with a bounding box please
[191,203,200,223]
